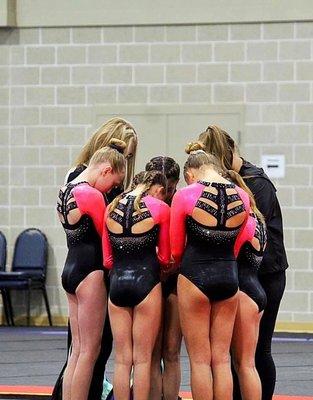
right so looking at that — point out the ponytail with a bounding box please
[198,125,235,170]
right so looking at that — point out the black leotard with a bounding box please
[171,181,249,302]
[105,194,170,308]
[57,182,104,294]
[237,215,267,312]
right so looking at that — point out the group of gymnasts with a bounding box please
[53,118,288,400]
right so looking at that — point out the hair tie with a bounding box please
[190,149,206,155]
[109,143,124,154]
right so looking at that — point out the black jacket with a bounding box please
[239,159,288,275]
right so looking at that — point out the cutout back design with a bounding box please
[57,182,99,247]
[186,181,247,250]
[238,216,267,272]
[108,195,159,257]
[252,216,267,254]
[109,195,153,235]
[57,182,88,227]
[194,181,246,228]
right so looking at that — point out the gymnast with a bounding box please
[57,140,126,400]
[103,171,171,400]
[170,142,249,400]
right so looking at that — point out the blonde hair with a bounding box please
[109,171,167,213]
[89,138,126,174]
[184,141,224,180]
[76,117,137,188]
[198,125,236,170]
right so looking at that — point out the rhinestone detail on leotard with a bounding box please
[109,196,159,256]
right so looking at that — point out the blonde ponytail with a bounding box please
[198,125,235,170]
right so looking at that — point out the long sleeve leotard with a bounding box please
[235,213,267,311]
[57,182,106,294]
[170,180,250,301]
[103,194,170,307]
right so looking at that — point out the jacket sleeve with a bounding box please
[244,177,276,223]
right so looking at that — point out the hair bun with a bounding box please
[108,138,127,154]
[185,141,205,154]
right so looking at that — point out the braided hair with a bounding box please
[145,156,180,204]
[131,171,145,189]
[133,170,167,211]
[145,156,180,182]
[108,170,167,213]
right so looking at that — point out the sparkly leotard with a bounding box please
[171,181,250,301]
[235,214,267,311]
[57,182,105,294]
[103,194,170,307]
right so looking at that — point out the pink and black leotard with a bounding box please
[235,213,267,312]
[171,180,249,301]
[57,182,105,294]
[103,194,170,308]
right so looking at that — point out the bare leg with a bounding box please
[162,293,182,400]
[149,298,164,400]
[70,271,106,400]
[177,275,212,400]
[63,294,79,400]
[210,292,238,400]
[232,292,263,400]
[133,283,162,400]
[108,300,133,400]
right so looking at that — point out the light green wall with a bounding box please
[0,0,16,27]
[4,0,313,27]
[0,22,312,329]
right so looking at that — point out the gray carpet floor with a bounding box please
[0,327,312,397]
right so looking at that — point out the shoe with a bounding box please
[101,376,113,400]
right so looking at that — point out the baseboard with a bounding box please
[275,321,313,333]
[1,314,68,326]
[2,314,313,334]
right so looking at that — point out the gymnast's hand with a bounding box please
[160,258,178,281]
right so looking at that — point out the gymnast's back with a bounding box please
[103,171,170,308]
[171,171,250,302]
